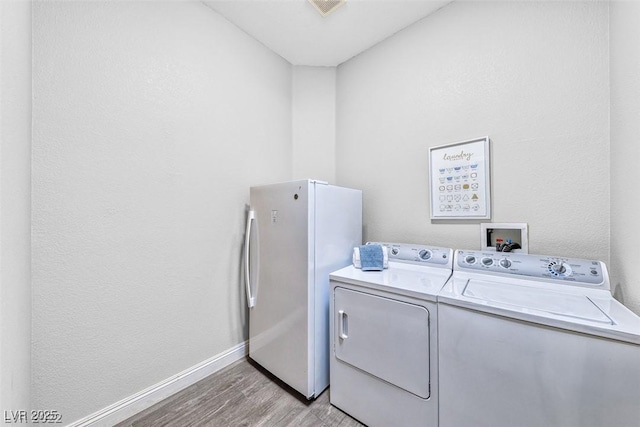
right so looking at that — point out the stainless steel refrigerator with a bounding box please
[244,180,362,399]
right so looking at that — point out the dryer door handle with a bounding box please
[338,310,348,340]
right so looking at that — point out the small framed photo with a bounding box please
[429,136,491,219]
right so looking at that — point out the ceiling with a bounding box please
[203,0,452,66]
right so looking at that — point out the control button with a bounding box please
[418,249,432,261]
[481,257,494,267]
[590,269,599,276]
[499,258,512,269]
[464,255,476,264]
[391,247,399,256]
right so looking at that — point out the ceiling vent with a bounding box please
[308,0,346,17]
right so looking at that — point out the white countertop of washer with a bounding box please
[330,261,452,302]
[438,273,640,346]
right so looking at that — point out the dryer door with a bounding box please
[334,287,430,398]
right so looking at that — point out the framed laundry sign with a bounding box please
[429,136,491,219]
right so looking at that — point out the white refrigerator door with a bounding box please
[248,180,313,398]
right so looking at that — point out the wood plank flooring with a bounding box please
[116,358,365,427]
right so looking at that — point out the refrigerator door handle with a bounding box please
[338,310,348,340]
[244,209,256,308]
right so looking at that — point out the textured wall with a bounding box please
[610,1,640,315]
[32,1,291,423]
[336,1,610,263]
[0,0,32,415]
[292,66,337,183]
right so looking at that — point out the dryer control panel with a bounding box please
[455,250,607,286]
[369,242,452,268]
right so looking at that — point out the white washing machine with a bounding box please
[329,242,453,427]
[438,249,640,427]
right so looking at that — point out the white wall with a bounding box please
[0,0,32,417]
[336,1,610,263]
[32,1,291,423]
[610,1,640,315]
[292,66,337,183]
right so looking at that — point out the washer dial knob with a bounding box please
[548,261,572,277]
[418,249,432,260]
[499,258,512,269]
[391,247,399,256]
[481,257,494,267]
[552,263,566,274]
[464,255,476,264]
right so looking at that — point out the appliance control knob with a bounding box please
[391,247,399,256]
[481,257,494,267]
[551,262,567,274]
[548,261,572,277]
[499,258,512,269]
[418,249,432,260]
[464,255,476,264]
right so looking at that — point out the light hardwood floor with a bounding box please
[116,358,365,427]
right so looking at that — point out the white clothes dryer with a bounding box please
[329,242,453,427]
[438,250,640,427]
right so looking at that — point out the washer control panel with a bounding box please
[368,242,452,268]
[455,250,606,285]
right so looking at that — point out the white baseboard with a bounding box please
[66,341,248,427]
